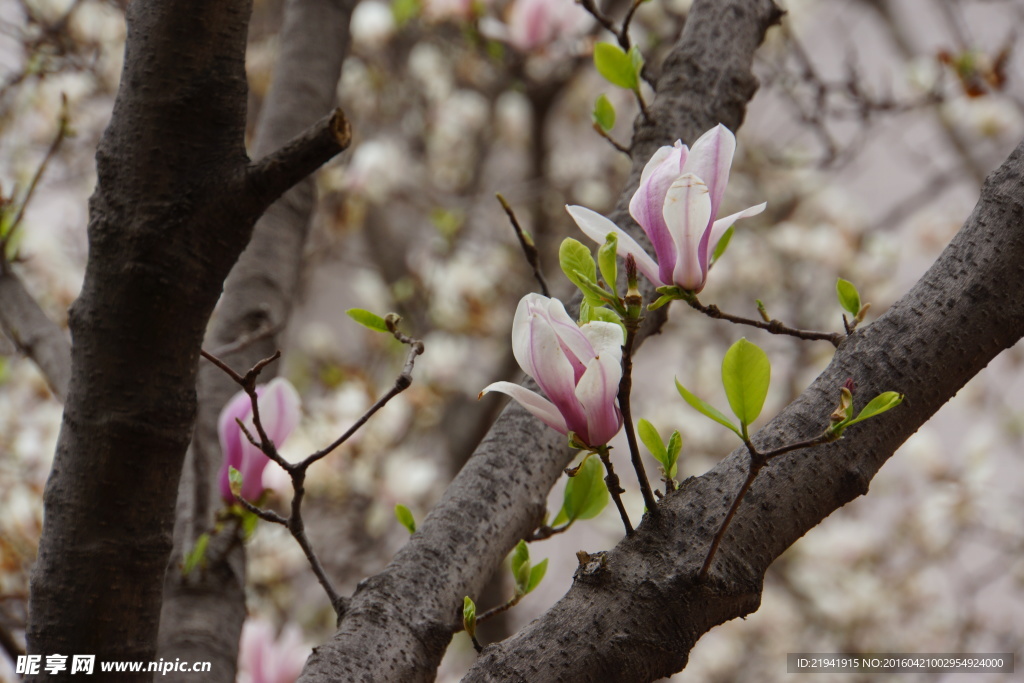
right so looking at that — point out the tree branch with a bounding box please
[465,135,1024,681]
[0,264,70,401]
[244,108,352,214]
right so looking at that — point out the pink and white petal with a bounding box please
[511,293,544,378]
[638,141,684,185]
[662,174,712,290]
[575,353,623,447]
[579,320,625,361]
[520,307,581,426]
[629,146,686,276]
[480,381,568,435]
[565,205,664,286]
[539,296,594,371]
[258,378,301,444]
[682,124,735,221]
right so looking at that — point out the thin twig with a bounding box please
[597,446,633,535]
[592,123,630,155]
[619,0,645,50]
[697,432,836,581]
[528,522,572,542]
[686,297,843,346]
[618,310,658,514]
[207,319,285,357]
[579,0,618,38]
[477,596,519,624]
[298,334,423,469]
[201,326,423,618]
[496,193,549,297]
[1,94,70,255]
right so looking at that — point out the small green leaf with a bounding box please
[183,532,210,575]
[675,379,743,440]
[240,508,260,539]
[836,278,861,317]
[592,94,616,131]
[594,42,638,91]
[648,294,675,311]
[462,596,477,639]
[597,233,618,290]
[559,238,598,295]
[845,391,904,428]
[637,418,667,461]
[346,308,390,333]
[628,45,645,88]
[509,540,528,589]
[560,455,610,524]
[394,504,416,534]
[721,338,771,435]
[665,430,682,479]
[228,466,243,497]
[710,225,734,266]
[526,558,548,594]
[573,269,619,309]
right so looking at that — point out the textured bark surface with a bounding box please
[297,1,785,681]
[25,1,349,679]
[156,2,356,679]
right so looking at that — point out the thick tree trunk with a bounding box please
[25,1,349,679]
[156,2,356,679]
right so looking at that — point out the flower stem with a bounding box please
[618,318,659,515]
[597,446,633,535]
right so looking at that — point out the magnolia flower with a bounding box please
[480,293,623,448]
[218,378,300,503]
[507,0,591,52]
[237,617,311,683]
[568,124,766,293]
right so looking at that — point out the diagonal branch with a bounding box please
[0,264,70,401]
[465,134,1024,681]
[244,108,352,215]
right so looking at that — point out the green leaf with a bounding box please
[845,391,904,428]
[511,539,530,585]
[594,42,638,91]
[665,430,682,479]
[462,596,477,639]
[240,507,260,539]
[637,418,666,461]
[228,466,243,497]
[597,232,618,290]
[182,532,210,575]
[709,225,734,266]
[675,379,742,440]
[526,558,548,594]
[592,94,616,131]
[561,455,609,523]
[573,269,618,309]
[394,504,416,534]
[836,278,861,317]
[559,238,598,297]
[628,45,645,88]
[346,308,389,333]
[647,294,675,311]
[721,338,771,434]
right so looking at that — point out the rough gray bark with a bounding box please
[0,264,70,401]
[297,1,785,680]
[155,1,357,678]
[24,0,349,679]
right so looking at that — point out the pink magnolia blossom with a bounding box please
[217,377,300,503]
[237,617,310,683]
[568,124,766,293]
[507,0,591,52]
[480,293,623,449]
